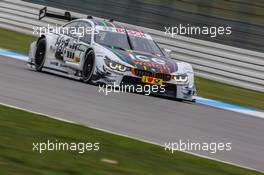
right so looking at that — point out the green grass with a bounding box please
[196,77,264,110]
[0,28,36,53]
[0,27,263,110]
[0,105,263,175]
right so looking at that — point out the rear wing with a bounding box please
[39,7,79,21]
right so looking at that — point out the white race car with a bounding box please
[28,7,196,101]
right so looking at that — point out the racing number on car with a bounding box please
[65,42,78,61]
[55,36,78,62]
[55,36,68,60]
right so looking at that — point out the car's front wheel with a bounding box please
[82,50,95,83]
[34,38,46,71]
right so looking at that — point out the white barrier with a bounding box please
[1,0,263,92]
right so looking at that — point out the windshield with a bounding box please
[129,35,163,56]
[95,31,131,50]
[95,29,164,56]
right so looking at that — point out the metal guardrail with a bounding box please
[1,0,264,92]
[23,0,264,53]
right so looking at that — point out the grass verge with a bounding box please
[196,77,264,110]
[0,28,36,53]
[0,27,263,110]
[0,104,263,175]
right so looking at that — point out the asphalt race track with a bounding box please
[0,56,264,171]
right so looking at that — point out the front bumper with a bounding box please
[92,66,196,101]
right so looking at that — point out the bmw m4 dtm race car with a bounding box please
[28,7,196,101]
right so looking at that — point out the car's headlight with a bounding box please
[173,74,188,83]
[105,57,128,72]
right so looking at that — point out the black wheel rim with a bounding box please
[35,41,46,69]
[83,53,94,81]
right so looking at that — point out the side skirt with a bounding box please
[27,62,82,81]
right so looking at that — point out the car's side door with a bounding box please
[69,21,93,64]
[54,21,78,62]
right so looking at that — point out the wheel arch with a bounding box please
[36,35,46,45]
[82,48,95,83]
[84,48,94,59]
[83,48,95,67]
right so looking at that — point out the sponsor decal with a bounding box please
[116,28,146,38]
[95,26,152,39]
[132,60,170,73]
[50,61,59,66]
[73,56,80,63]
[142,76,163,86]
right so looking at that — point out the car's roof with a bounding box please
[93,19,136,30]
[72,18,152,39]
[77,18,147,33]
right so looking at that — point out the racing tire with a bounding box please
[34,38,46,71]
[82,50,95,83]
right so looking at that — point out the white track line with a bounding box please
[0,102,262,173]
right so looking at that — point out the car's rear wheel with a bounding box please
[35,38,46,71]
[82,50,95,83]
